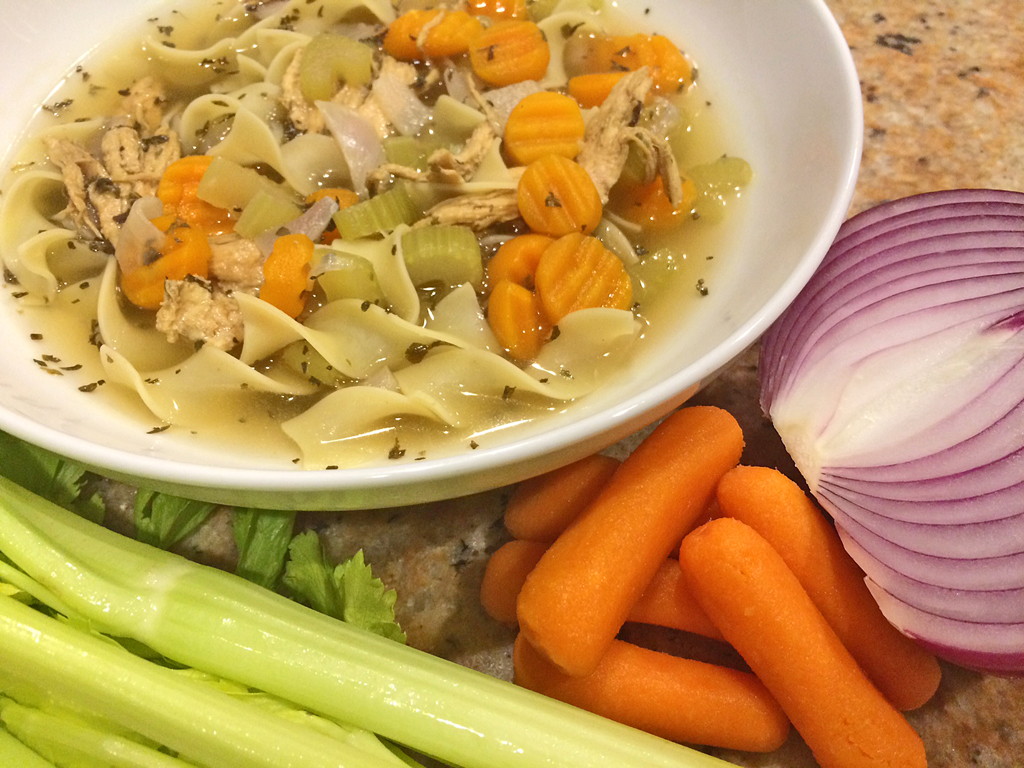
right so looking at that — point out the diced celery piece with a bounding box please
[300,34,374,102]
[382,136,445,170]
[688,156,753,223]
[431,95,486,144]
[401,225,482,289]
[317,253,384,304]
[333,185,420,240]
[234,190,303,238]
[196,155,278,213]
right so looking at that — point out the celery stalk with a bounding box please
[0,696,194,768]
[0,476,735,768]
[0,727,56,768]
[0,593,395,768]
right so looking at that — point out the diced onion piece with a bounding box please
[371,73,433,137]
[317,101,385,198]
[759,188,1024,675]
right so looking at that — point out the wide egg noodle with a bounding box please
[281,386,443,466]
[530,307,641,392]
[0,171,75,300]
[142,35,240,90]
[426,282,501,353]
[95,259,193,373]
[264,38,310,86]
[315,226,420,324]
[99,340,318,427]
[236,292,468,380]
[280,133,350,194]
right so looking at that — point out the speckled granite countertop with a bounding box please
[99,1,1024,766]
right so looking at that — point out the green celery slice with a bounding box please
[300,34,374,101]
[0,726,56,768]
[401,224,483,289]
[332,185,420,240]
[316,252,385,304]
[0,476,737,768]
[234,190,303,238]
[196,155,282,213]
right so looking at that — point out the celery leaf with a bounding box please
[283,531,406,643]
[233,508,296,589]
[0,431,102,522]
[134,489,215,550]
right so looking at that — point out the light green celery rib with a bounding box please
[0,696,195,768]
[0,591,389,768]
[0,477,735,768]
[0,727,57,768]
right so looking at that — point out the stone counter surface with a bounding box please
[99,1,1024,766]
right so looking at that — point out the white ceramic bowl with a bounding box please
[0,0,861,510]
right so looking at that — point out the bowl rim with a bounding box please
[0,0,863,502]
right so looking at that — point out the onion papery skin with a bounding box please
[759,189,1024,675]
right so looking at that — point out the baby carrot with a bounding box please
[486,233,554,291]
[513,635,790,753]
[469,20,550,86]
[504,453,620,542]
[480,540,547,625]
[715,466,941,711]
[678,518,927,768]
[629,559,724,641]
[516,406,744,677]
[503,91,586,166]
[516,154,603,237]
[481,541,724,641]
[486,279,549,361]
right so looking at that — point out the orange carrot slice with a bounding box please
[504,91,586,166]
[469,20,550,86]
[679,518,928,768]
[516,154,602,237]
[514,634,791,753]
[533,233,632,324]
[486,233,553,291]
[120,215,211,310]
[383,9,439,61]
[516,406,744,677]
[716,466,942,711]
[609,173,697,231]
[260,233,315,318]
[486,278,549,361]
[156,155,234,236]
[567,71,629,108]
[421,11,485,59]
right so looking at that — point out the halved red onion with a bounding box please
[759,189,1024,675]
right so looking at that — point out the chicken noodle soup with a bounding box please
[0,0,751,468]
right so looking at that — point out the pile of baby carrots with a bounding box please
[481,406,941,768]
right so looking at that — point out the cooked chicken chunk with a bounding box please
[120,76,169,136]
[416,189,520,231]
[102,124,181,198]
[156,276,244,352]
[209,235,265,294]
[576,68,653,202]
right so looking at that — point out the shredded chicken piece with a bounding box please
[576,68,654,202]
[209,235,265,294]
[367,119,498,192]
[280,48,326,134]
[120,77,168,136]
[427,120,497,181]
[44,138,128,243]
[416,189,520,231]
[101,124,181,198]
[627,129,685,206]
[155,276,244,352]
